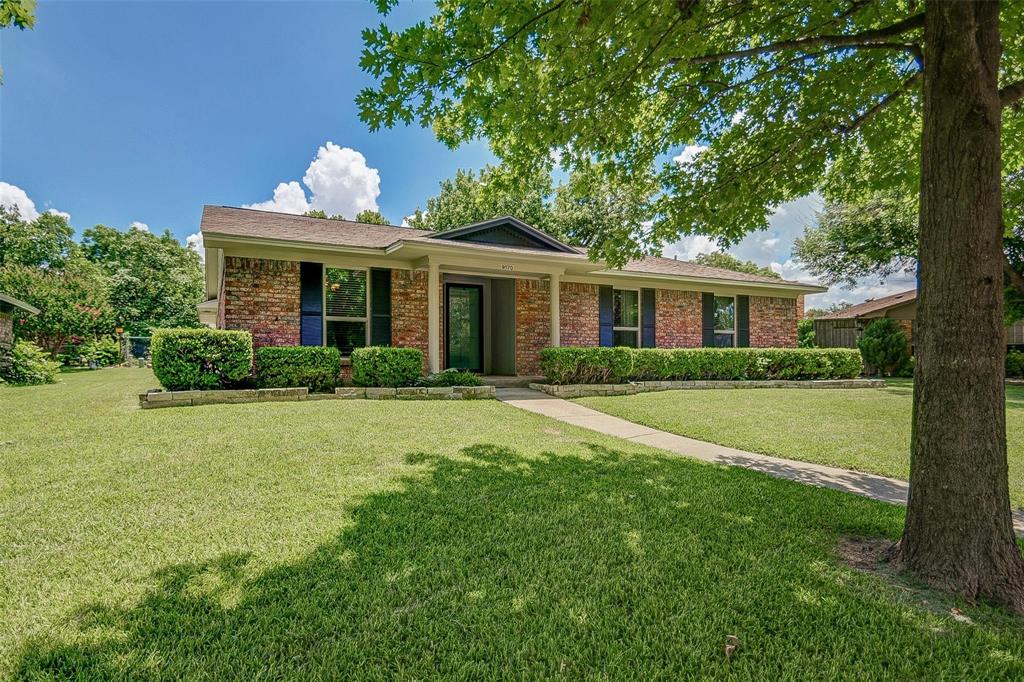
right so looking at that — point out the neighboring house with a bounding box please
[0,293,40,351]
[814,289,916,349]
[198,206,825,377]
[814,288,1024,349]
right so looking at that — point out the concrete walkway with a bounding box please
[496,387,1024,535]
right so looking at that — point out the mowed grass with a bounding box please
[3,369,1024,679]
[576,380,1024,507]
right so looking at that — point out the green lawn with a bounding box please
[3,369,1024,679]
[576,380,1024,508]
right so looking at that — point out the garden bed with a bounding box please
[138,385,495,408]
[530,378,885,399]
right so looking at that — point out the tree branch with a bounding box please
[838,69,922,134]
[1001,79,1024,108]
[686,12,925,64]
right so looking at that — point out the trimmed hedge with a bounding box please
[255,346,341,393]
[351,346,423,387]
[539,346,864,384]
[151,328,253,391]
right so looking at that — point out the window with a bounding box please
[713,295,735,347]
[324,268,368,355]
[613,289,640,348]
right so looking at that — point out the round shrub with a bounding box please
[0,340,60,386]
[1007,350,1024,379]
[351,346,423,387]
[255,346,341,392]
[857,319,911,377]
[151,328,253,391]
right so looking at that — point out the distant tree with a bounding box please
[692,252,780,279]
[354,209,389,225]
[0,206,76,269]
[408,164,556,235]
[303,209,351,221]
[551,159,657,251]
[81,225,204,335]
[804,302,853,319]
[0,258,113,356]
[794,193,917,287]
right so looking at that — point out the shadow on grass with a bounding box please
[14,444,1024,679]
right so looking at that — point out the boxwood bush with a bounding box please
[151,328,253,391]
[351,346,423,387]
[540,346,863,384]
[255,346,341,392]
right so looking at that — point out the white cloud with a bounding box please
[731,110,746,125]
[243,142,381,219]
[244,181,311,214]
[130,221,150,232]
[45,208,71,221]
[0,181,40,220]
[304,143,381,217]
[673,144,708,165]
[186,232,205,264]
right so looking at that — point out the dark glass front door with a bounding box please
[445,284,483,372]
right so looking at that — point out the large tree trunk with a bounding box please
[897,0,1024,611]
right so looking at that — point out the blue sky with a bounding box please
[0,1,911,308]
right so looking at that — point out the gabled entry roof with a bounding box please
[427,216,580,254]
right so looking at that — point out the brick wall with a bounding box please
[559,282,600,347]
[222,257,301,347]
[655,289,703,348]
[749,295,799,347]
[897,319,913,348]
[0,312,12,350]
[516,279,550,375]
[391,269,430,373]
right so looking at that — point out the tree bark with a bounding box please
[897,0,1024,611]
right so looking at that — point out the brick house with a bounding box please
[198,207,825,376]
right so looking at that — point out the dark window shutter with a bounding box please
[736,295,750,347]
[701,292,715,347]
[300,262,323,346]
[370,268,392,346]
[599,285,614,347]
[641,288,656,348]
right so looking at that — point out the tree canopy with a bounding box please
[408,161,656,250]
[692,251,781,279]
[358,0,1024,610]
[359,2,1024,265]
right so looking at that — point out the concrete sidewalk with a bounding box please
[496,387,1024,535]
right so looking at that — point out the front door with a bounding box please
[445,283,484,372]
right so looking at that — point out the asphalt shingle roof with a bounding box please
[200,205,803,286]
[818,289,917,319]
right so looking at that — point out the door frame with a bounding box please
[444,282,485,372]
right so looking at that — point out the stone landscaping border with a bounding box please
[529,378,886,399]
[139,385,495,409]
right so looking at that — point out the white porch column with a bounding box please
[549,271,561,347]
[427,260,440,373]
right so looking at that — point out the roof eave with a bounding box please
[594,269,827,294]
[0,293,40,315]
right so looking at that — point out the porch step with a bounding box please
[479,375,546,388]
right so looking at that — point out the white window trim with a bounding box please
[612,287,641,348]
[323,266,371,353]
[713,294,737,348]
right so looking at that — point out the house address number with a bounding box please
[501,264,515,271]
